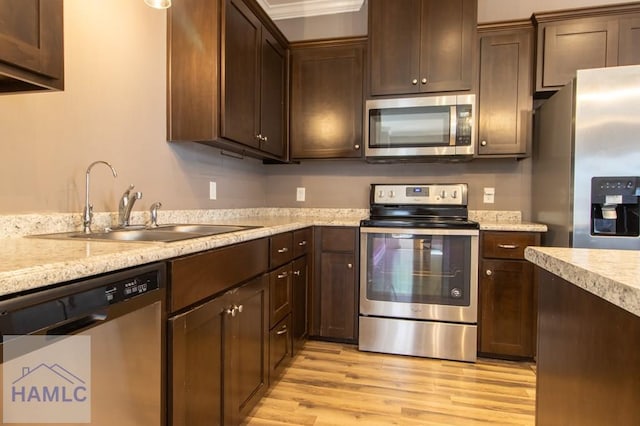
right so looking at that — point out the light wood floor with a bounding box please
[245,341,536,426]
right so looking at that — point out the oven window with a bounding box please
[366,233,471,306]
[369,106,451,148]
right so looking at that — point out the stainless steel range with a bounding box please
[359,183,479,362]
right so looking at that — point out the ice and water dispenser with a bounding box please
[591,177,640,237]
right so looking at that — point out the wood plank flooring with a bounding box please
[244,341,536,425]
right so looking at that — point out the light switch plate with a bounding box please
[296,187,305,202]
[483,187,495,204]
[209,181,217,200]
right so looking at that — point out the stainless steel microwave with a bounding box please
[364,94,475,161]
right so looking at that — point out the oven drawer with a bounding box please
[481,232,538,260]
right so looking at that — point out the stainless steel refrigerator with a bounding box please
[532,65,640,250]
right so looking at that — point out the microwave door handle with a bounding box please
[449,105,457,146]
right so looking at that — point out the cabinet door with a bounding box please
[222,0,261,148]
[290,40,365,159]
[170,295,227,425]
[478,28,533,156]
[269,264,292,327]
[420,0,475,93]
[368,0,422,96]
[619,14,640,65]
[259,30,286,158]
[226,275,269,424]
[537,19,619,91]
[269,314,292,382]
[319,252,357,341]
[292,256,309,353]
[0,0,63,91]
[479,259,534,357]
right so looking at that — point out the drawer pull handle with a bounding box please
[277,247,289,253]
[293,270,301,276]
[277,272,289,279]
[347,263,353,269]
[276,325,288,335]
[498,244,518,249]
[298,240,307,246]
[486,270,492,276]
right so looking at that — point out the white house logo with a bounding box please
[3,335,91,423]
[11,363,87,404]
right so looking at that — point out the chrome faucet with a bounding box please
[83,161,118,234]
[118,184,143,228]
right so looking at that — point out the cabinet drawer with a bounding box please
[270,232,293,268]
[169,238,268,312]
[269,264,292,327]
[482,232,539,260]
[269,313,292,383]
[293,227,312,258]
[320,227,357,252]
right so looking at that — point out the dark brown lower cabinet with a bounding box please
[291,256,309,353]
[478,231,540,359]
[312,227,359,343]
[269,313,292,380]
[536,268,640,426]
[479,259,534,357]
[170,275,269,425]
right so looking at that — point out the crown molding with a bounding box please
[255,0,364,20]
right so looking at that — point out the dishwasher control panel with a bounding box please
[105,270,161,304]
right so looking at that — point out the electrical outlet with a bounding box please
[483,187,495,204]
[296,187,306,202]
[209,181,217,200]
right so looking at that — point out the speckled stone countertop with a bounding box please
[525,247,640,317]
[0,208,546,298]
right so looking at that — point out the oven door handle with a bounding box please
[390,233,413,239]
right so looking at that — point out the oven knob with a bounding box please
[389,190,396,198]
[451,288,462,298]
[378,190,384,199]
[451,190,458,199]
[440,190,447,199]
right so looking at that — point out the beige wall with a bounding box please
[0,0,632,216]
[0,0,267,214]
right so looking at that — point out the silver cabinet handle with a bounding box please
[498,244,518,249]
[347,263,353,269]
[298,240,307,246]
[354,144,360,150]
[256,134,263,141]
[226,306,237,317]
[263,135,268,143]
[237,304,243,313]
[421,78,427,84]
[293,270,301,276]
[411,79,418,85]
[277,247,289,253]
[276,325,288,335]
[277,271,289,279]
[481,140,487,146]
[486,270,492,276]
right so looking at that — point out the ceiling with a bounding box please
[255,0,365,20]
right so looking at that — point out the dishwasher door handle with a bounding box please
[47,312,108,335]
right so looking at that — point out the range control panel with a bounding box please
[371,184,468,205]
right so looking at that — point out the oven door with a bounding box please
[360,227,478,323]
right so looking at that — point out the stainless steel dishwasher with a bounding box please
[0,262,166,425]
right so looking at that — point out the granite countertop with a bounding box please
[525,246,640,317]
[0,208,546,298]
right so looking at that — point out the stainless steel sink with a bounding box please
[154,224,252,234]
[31,224,260,243]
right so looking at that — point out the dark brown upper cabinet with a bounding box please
[533,3,640,93]
[0,0,64,92]
[477,21,533,158]
[368,0,476,96]
[290,38,365,159]
[168,0,288,161]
